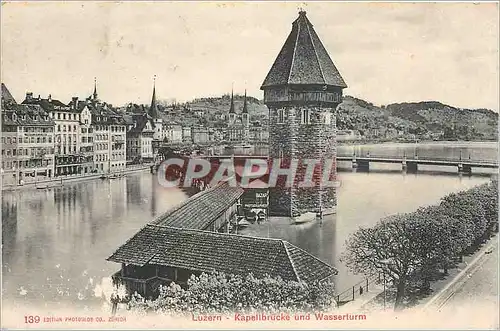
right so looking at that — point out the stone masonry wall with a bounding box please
[268,101,338,217]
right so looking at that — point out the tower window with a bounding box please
[323,112,332,125]
[277,109,285,123]
[301,109,310,124]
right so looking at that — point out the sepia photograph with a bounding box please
[1,1,499,329]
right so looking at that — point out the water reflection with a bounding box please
[2,173,188,306]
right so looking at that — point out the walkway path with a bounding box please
[339,234,498,315]
[2,164,151,191]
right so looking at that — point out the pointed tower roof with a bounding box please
[1,83,17,105]
[229,89,235,114]
[149,75,160,119]
[242,89,248,114]
[93,77,98,100]
[261,10,347,89]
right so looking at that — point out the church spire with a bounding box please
[229,86,235,114]
[149,75,159,118]
[242,89,248,114]
[93,77,98,101]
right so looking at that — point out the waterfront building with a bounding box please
[22,93,77,176]
[2,84,55,184]
[226,90,250,143]
[126,112,155,163]
[261,10,347,216]
[1,84,21,185]
[70,97,95,174]
[107,225,337,299]
[108,110,127,171]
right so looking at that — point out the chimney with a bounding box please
[37,95,41,100]
[26,92,33,100]
[72,97,78,109]
[48,94,52,102]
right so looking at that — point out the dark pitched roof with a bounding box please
[2,104,55,128]
[151,181,244,230]
[22,96,79,113]
[1,83,17,105]
[242,90,248,114]
[229,90,235,114]
[107,225,337,283]
[128,113,155,134]
[149,82,160,119]
[261,11,347,89]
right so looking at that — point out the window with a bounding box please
[63,113,66,120]
[19,137,22,143]
[57,113,61,119]
[301,109,310,124]
[277,109,285,123]
[323,112,332,125]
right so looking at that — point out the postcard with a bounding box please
[1,1,498,330]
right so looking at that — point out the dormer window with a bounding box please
[12,113,17,121]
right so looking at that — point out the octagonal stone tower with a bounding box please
[261,10,347,217]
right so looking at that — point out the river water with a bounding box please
[2,142,498,309]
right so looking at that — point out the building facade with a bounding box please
[22,94,75,176]
[261,11,346,217]
[191,126,210,145]
[127,113,155,163]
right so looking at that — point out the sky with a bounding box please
[1,1,499,111]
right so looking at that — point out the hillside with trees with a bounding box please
[153,94,497,142]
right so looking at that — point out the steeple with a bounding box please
[242,89,248,114]
[228,88,235,114]
[261,10,347,89]
[93,77,98,101]
[149,75,160,118]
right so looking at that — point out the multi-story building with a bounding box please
[164,122,183,144]
[70,97,95,173]
[2,84,56,184]
[262,10,346,217]
[226,90,250,143]
[249,121,269,143]
[22,93,75,176]
[191,126,210,145]
[108,110,127,171]
[126,112,155,163]
[89,103,110,173]
[182,126,192,144]
[1,84,20,186]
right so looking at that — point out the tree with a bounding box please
[343,180,498,311]
[342,214,425,311]
[440,190,487,251]
[126,272,336,316]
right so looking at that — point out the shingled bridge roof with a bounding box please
[150,181,244,230]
